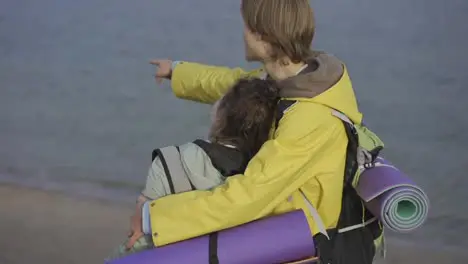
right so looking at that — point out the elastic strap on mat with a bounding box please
[337,217,377,233]
[208,232,219,264]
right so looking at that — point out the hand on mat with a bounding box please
[126,207,145,249]
[150,59,173,83]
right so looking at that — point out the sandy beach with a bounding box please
[0,184,465,264]
[0,184,131,264]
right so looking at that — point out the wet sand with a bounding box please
[0,184,466,264]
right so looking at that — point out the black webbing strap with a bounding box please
[151,149,176,194]
[175,146,195,190]
[315,233,334,264]
[275,100,296,129]
[208,232,219,264]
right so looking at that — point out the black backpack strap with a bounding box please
[275,100,297,129]
[331,115,381,264]
[151,146,194,194]
[175,146,195,190]
[208,232,220,264]
[315,233,334,264]
[342,121,359,184]
[277,100,335,263]
[192,139,247,177]
[152,148,176,194]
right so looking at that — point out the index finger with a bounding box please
[149,60,161,65]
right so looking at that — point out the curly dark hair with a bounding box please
[209,78,280,159]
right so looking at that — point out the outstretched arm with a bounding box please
[171,61,264,104]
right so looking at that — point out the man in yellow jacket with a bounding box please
[127,0,382,263]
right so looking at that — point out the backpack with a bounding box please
[276,100,385,264]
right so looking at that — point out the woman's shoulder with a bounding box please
[177,141,210,159]
[180,140,247,177]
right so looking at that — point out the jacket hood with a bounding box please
[277,52,363,124]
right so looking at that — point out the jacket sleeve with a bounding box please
[147,102,345,246]
[171,62,264,104]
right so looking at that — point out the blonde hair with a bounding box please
[241,0,315,63]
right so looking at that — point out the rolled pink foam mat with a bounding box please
[356,157,430,233]
[107,210,316,264]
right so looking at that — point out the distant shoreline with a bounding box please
[0,172,140,205]
[1,183,467,264]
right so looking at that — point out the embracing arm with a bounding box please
[143,103,345,246]
[171,62,264,104]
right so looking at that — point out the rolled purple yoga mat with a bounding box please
[107,210,316,264]
[356,157,429,233]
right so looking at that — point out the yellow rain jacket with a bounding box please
[148,53,363,246]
